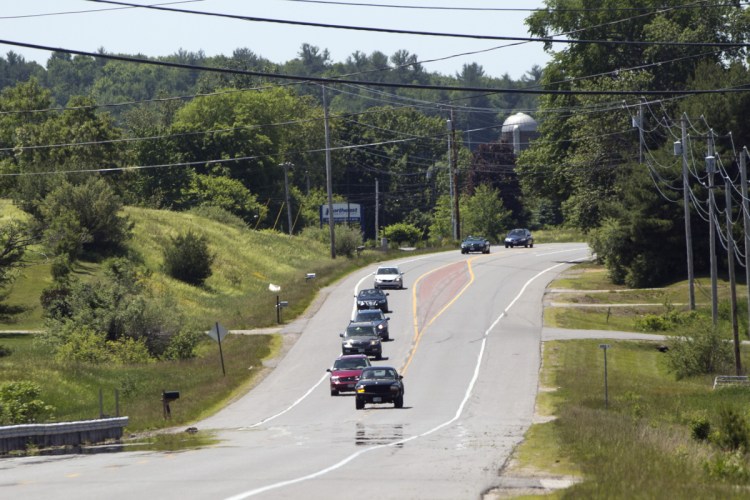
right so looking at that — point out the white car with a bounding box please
[373,265,404,290]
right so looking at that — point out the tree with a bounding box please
[38,177,132,257]
[162,230,214,286]
[0,220,34,292]
[461,184,511,243]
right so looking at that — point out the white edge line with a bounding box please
[225,252,589,499]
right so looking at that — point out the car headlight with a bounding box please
[377,324,384,330]
[370,340,380,346]
[343,341,353,347]
[389,384,400,392]
[331,376,339,382]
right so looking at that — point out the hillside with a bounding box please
[0,203,372,331]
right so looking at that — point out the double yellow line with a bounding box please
[401,257,478,375]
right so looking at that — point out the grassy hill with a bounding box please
[0,203,376,331]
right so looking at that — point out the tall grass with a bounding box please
[524,339,750,498]
[0,332,276,431]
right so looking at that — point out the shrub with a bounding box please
[162,328,204,360]
[665,321,734,379]
[712,406,750,452]
[383,222,421,246]
[162,230,214,285]
[690,415,712,441]
[0,381,55,425]
[300,225,363,258]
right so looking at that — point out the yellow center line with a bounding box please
[401,257,477,375]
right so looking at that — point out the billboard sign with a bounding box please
[320,203,362,224]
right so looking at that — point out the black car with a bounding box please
[356,288,389,313]
[353,309,390,341]
[461,236,490,254]
[340,322,383,359]
[504,228,534,248]
[355,366,404,409]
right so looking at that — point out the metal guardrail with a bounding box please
[713,376,749,389]
[0,417,129,454]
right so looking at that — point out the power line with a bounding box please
[89,0,750,49]
[2,38,750,96]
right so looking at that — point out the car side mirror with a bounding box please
[385,316,390,320]
[339,333,344,338]
[398,375,403,380]
[386,293,390,296]
[326,368,332,372]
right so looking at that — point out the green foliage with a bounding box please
[666,321,734,379]
[704,450,750,483]
[0,219,34,290]
[39,177,132,257]
[300,224,363,257]
[185,174,266,225]
[711,406,750,452]
[162,328,204,360]
[187,205,249,230]
[162,230,214,286]
[0,380,55,425]
[428,195,453,243]
[691,415,711,441]
[383,222,421,246]
[460,184,511,243]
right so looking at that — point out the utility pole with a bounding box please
[707,130,718,325]
[740,148,750,339]
[679,114,696,310]
[638,100,644,164]
[447,116,456,240]
[322,85,335,259]
[375,178,380,244]
[450,109,460,240]
[724,175,741,375]
[280,162,294,235]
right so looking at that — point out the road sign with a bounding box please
[207,322,228,342]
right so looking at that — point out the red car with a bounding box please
[327,354,371,396]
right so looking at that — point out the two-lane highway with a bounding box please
[0,243,589,499]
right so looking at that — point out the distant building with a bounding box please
[500,112,539,155]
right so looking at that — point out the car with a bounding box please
[340,322,383,359]
[461,235,490,254]
[504,228,534,248]
[354,366,405,409]
[356,288,389,313]
[373,265,404,289]
[326,354,371,396]
[353,308,390,341]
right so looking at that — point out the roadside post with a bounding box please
[207,321,228,376]
[599,344,610,409]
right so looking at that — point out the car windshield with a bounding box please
[359,289,383,298]
[361,368,397,380]
[509,229,526,236]
[333,358,369,370]
[355,310,383,321]
[377,268,398,275]
[346,326,376,337]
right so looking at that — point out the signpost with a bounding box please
[599,344,611,409]
[207,322,228,376]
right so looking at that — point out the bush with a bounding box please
[162,230,215,285]
[300,225,363,258]
[712,406,750,452]
[666,320,734,379]
[383,222,421,246]
[162,328,204,360]
[0,381,55,425]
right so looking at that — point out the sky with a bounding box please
[0,0,552,80]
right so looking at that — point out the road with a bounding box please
[0,243,590,500]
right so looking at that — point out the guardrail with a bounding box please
[0,417,129,455]
[713,375,749,389]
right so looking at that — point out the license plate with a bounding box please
[347,384,354,388]
[358,348,365,353]
[373,397,382,403]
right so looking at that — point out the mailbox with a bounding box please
[162,390,180,402]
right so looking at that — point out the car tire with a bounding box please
[355,398,365,410]
[530,242,534,248]
[394,396,404,408]
[505,244,509,248]
[375,353,382,360]
[331,389,338,396]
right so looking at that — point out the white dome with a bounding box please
[501,112,537,133]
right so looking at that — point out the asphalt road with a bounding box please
[0,243,591,500]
